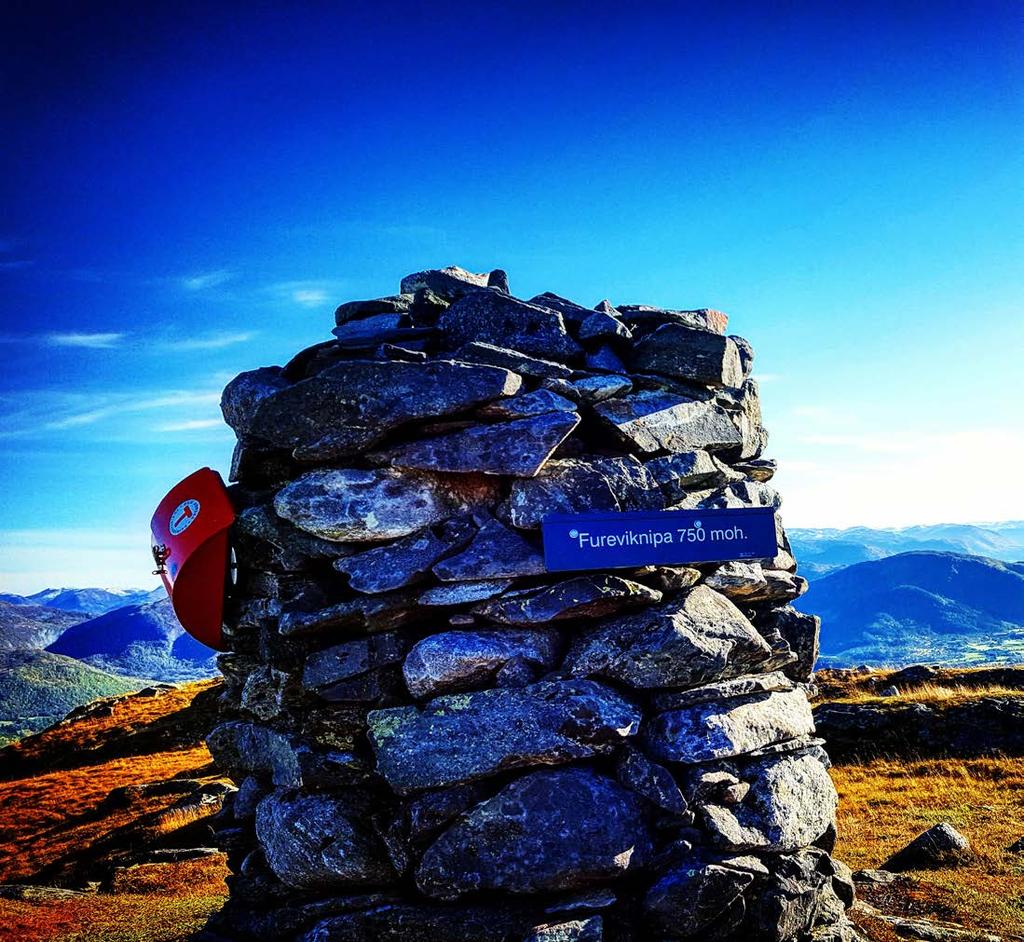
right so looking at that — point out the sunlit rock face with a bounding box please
[201,265,856,942]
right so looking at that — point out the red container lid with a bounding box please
[150,467,235,651]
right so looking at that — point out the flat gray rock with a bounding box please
[376,412,580,478]
[367,679,641,793]
[433,518,546,581]
[255,790,393,889]
[416,768,653,899]
[568,374,632,403]
[274,468,498,542]
[644,689,816,764]
[700,753,838,852]
[440,292,581,361]
[650,670,796,711]
[400,266,490,299]
[475,575,662,625]
[455,341,574,380]
[704,561,770,600]
[334,294,412,325]
[247,359,521,460]
[616,305,728,335]
[645,450,737,500]
[419,580,513,606]
[508,456,663,529]
[528,292,597,324]
[402,628,561,699]
[303,633,410,695]
[477,388,577,419]
[643,860,752,937]
[594,391,743,455]
[564,585,773,689]
[278,590,421,637]
[627,323,743,387]
[333,520,474,592]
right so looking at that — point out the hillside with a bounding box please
[0,600,87,651]
[0,680,228,942]
[47,598,218,683]
[799,551,1024,666]
[0,651,151,746]
[790,523,1024,578]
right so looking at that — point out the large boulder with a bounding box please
[367,679,641,793]
[627,324,743,387]
[564,586,774,689]
[882,822,973,871]
[643,860,753,938]
[475,576,662,625]
[439,291,582,361]
[643,689,816,763]
[416,768,654,899]
[246,359,521,460]
[594,392,744,455]
[509,457,663,529]
[274,469,498,542]
[700,754,838,853]
[255,790,394,889]
[374,412,580,478]
[432,517,546,581]
[402,629,561,699]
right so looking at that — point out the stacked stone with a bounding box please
[203,266,858,942]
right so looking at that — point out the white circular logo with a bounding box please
[694,519,703,528]
[569,528,579,539]
[169,499,201,535]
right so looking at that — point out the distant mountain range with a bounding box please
[789,522,1024,578]
[800,551,1024,667]
[0,600,89,651]
[0,587,161,615]
[46,598,218,683]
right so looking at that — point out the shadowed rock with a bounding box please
[439,292,581,361]
[274,469,498,542]
[367,679,641,793]
[565,586,773,689]
[643,689,816,764]
[247,359,521,460]
[402,628,560,699]
[256,790,394,889]
[221,366,290,436]
[334,294,413,326]
[475,576,662,625]
[477,388,577,419]
[627,324,743,387]
[509,457,663,529]
[433,517,546,581]
[375,412,580,478]
[419,580,513,606]
[334,520,475,593]
[303,633,410,696]
[454,341,574,380]
[643,860,753,938]
[615,744,688,815]
[416,768,653,899]
[616,305,728,335]
[594,391,743,455]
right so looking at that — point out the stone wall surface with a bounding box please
[200,266,859,942]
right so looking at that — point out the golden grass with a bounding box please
[0,885,226,942]
[832,755,1024,936]
[0,745,214,883]
[835,681,1024,706]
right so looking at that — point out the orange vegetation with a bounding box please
[833,755,1024,937]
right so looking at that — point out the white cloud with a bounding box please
[181,269,235,291]
[266,279,341,309]
[46,332,125,349]
[155,418,223,432]
[161,331,255,351]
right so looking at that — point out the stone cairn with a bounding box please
[203,267,858,942]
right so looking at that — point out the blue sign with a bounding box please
[542,507,777,572]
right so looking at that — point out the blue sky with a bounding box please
[1,1,1022,591]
